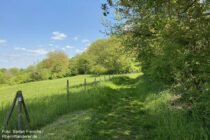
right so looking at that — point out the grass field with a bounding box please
[0,74,113,104]
[0,73,209,140]
[0,74,121,130]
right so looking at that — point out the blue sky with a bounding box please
[0,0,107,68]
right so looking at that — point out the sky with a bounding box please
[0,0,107,68]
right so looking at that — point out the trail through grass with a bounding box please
[30,74,208,140]
[37,110,92,140]
[0,73,208,139]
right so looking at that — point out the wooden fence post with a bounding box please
[1,102,3,112]
[94,77,97,86]
[67,80,70,100]
[84,78,87,92]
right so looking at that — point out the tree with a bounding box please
[75,53,92,74]
[102,0,210,130]
[39,51,69,79]
[29,68,50,81]
[68,57,79,76]
[90,64,107,74]
[69,37,138,75]
[103,0,210,91]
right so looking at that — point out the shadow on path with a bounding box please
[89,75,167,140]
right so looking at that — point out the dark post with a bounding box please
[17,91,22,130]
[94,77,97,86]
[104,75,105,81]
[1,103,3,112]
[84,78,87,92]
[67,80,70,99]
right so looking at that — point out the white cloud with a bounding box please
[81,39,90,43]
[14,47,26,51]
[0,39,7,44]
[49,43,54,47]
[51,32,67,40]
[65,45,74,49]
[14,47,49,55]
[75,49,82,53]
[0,39,7,46]
[27,48,49,55]
[7,54,22,57]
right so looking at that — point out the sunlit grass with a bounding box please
[0,73,140,130]
[0,74,118,104]
[0,83,106,130]
[89,75,209,140]
[0,73,208,140]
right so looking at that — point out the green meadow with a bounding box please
[0,74,112,104]
[0,74,120,129]
[0,73,208,139]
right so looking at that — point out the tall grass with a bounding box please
[0,74,123,131]
[89,75,209,140]
[0,73,208,139]
[0,83,109,130]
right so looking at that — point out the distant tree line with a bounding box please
[0,37,139,85]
